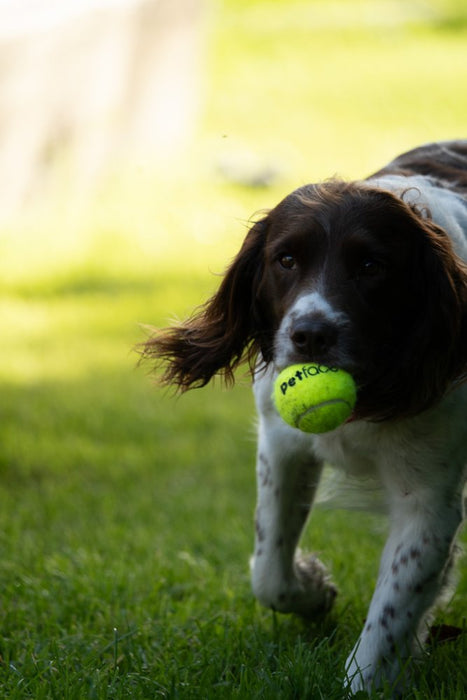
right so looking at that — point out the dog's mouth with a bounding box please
[345,412,357,425]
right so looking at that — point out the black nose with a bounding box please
[290,318,338,358]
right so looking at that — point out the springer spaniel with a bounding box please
[142,141,467,694]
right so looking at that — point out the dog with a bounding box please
[141,141,467,693]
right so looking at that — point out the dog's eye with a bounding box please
[358,259,384,278]
[278,254,296,270]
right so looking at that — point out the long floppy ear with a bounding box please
[414,216,467,397]
[380,213,467,419]
[356,202,467,422]
[139,217,270,390]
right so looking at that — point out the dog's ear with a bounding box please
[354,194,467,422]
[139,216,270,390]
[366,212,467,420]
[413,216,467,398]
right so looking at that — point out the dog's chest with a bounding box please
[313,422,384,478]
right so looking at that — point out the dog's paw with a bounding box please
[290,552,337,617]
[250,550,336,617]
[344,640,410,697]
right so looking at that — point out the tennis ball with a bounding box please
[273,364,357,434]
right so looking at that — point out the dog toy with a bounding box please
[273,363,357,433]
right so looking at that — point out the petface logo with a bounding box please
[279,364,338,395]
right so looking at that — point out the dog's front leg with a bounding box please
[345,485,464,694]
[250,371,337,617]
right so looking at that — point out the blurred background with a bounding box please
[0,1,466,694]
[1,0,467,287]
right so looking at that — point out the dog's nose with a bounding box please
[290,318,338,358]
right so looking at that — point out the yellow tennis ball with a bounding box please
[273,364,357,433]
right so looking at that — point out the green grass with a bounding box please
[0,1,467,697]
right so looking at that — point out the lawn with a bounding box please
[0,1,466,698]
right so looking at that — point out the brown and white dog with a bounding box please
[142,141,467,693]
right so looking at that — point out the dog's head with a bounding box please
[141,181,467,421]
